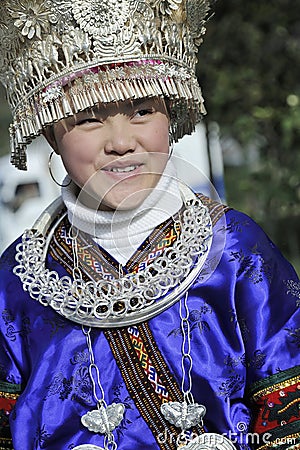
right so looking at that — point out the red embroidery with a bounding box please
[0,396,16,418]
[252,379,300,434]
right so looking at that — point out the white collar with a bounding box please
[62,161,183,264]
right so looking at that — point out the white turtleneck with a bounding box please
[62,161,183,265]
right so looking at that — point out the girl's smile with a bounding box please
[45,97,170,210]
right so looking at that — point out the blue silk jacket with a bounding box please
[0,196,299,450]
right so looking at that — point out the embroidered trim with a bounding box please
[0,383,20,449]
[106,327,179,450]
[0,392,18,401]
[0,437,14,450]
[106,323,205,450]
[127,220,181,274]
[248,366,300,402]
[256,426,300,450]
[197,194,231,226]
[49,212,180,280]
[248,366,300,450]
[50,215,121,281]
[127,326,170,403]
[0,382,22,396]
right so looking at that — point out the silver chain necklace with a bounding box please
[13,186,235,448]
[13,186,213,327]
[161,293,236,450]
[74,326,124,450]
[74,293,236,450]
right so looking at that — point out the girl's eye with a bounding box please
[135,108,154,117]
[76,118,100,125]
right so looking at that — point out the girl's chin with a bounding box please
[77,187,151,211]
[100,190,150,211]
[76,171,162,210]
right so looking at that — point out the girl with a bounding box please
[0,1,299,449]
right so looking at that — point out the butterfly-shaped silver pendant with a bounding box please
[180,433,236,450]
[81,402,125,434]
[161,401,206,430]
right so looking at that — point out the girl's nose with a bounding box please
[104,116,135,155]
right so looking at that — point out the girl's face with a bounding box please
[47,97,170,210]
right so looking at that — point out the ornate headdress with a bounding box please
[0,0,211,170]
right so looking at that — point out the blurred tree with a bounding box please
[198,0,300,270]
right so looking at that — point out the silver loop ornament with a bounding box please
[13,188,213,327]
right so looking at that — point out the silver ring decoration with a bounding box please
[13,187,212,327]
[48,151,71,187]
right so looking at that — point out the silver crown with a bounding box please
[0,0,211,170]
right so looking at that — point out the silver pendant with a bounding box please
[180,433,236,450]
[73,446,104,450]
[81,402,125,434]
[161,401,206,430]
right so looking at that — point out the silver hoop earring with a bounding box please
[169,131,175,158]
[48,151,71,187]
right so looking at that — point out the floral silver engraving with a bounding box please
[81,403,125,434]
[8,0,55,40]
[161,401,206,430]
[72,0,138,37]
[186,0,211,40]
[13,193,212,327]
[152,0,183,16]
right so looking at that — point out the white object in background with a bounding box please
[0,136,66,253]
[173,122,225,202]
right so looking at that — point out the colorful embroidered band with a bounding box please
[248,366,300,450]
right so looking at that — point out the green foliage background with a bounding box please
[198,0,300,274]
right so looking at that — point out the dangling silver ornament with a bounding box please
[161,401,236,450]
[180,433,236,450]
[81,403,125,434]
[161,401,206,430]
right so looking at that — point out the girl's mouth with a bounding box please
[106,165,140,173]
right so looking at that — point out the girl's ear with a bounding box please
[43,126,59,153]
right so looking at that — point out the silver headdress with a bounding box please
[0,0,211,170]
